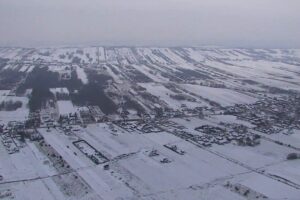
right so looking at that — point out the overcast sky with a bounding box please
[0,0,299,47]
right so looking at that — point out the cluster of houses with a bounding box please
[88,106,106,122]
[0,122,43,154]
[78,106,106,124]
[0,130,19,154]
[58,112,81,126]
[78,107,94,124]
[167,122,260,148]
[194,125,260,147]
[40,104,57,128]
[40,101,106,128]
[116,120,162,133]
[224,95,300,135]
[153,105,208,120]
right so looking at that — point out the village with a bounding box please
[224,95,300,135]
[0,47,300,199]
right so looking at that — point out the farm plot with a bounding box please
[0,96,29,124]
[73,140,109,164]
[182,84,257,107]
[139,83,204,110]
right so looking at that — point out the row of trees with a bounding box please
[0,100,22,111]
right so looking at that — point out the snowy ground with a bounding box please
[0,96,29,124]
[1,47,300,199]
[139,83,205,110]
[2,121,299,199]
[57,100,76,116]
[76,66,88,84]
[0,90,10,102]
[182,84,257,107]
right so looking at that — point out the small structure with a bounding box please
[160,158,171,163]
[164,144,185,155]
[103,164,110,170]
[149,149,159,157]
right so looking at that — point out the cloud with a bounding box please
[0,0,299,47]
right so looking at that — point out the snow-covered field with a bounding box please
[1,47,300,199]
[0,90,10,102]
[0,96,29,124]
[57,100,76,116]
[76,66,88,84]
[139,83,206,109]
[1,121,296,200]
[36,124,249,199]
[182,84,257,107]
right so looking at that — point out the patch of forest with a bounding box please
[16,66,117,114]
[71,69,117,114]
[0,69,24,90]
[0,100,22,111]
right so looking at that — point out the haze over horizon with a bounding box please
[0,0,299,48]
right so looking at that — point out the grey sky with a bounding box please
[0,0,299,47]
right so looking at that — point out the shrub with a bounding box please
[287,153,300,160]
